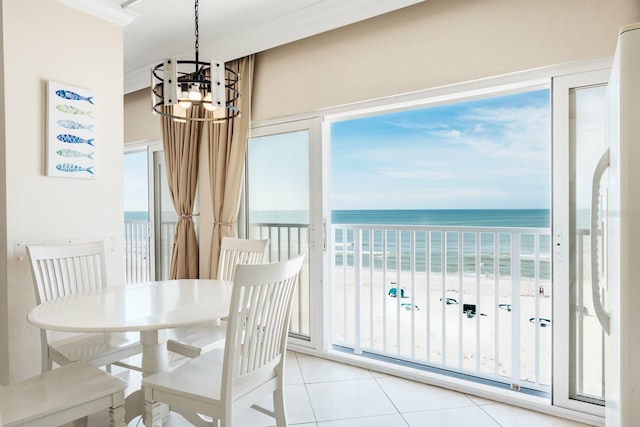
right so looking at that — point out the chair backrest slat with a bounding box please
[216,237,269,281]
[222,253,305,399]
[27,241,108,305]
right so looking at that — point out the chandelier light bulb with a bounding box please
[188,84,202,101]
[202,93,216,111]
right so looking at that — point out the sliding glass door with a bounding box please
[246,118,324,348]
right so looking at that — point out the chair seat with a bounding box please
[144,348,225,402]
[0,361,126,427]
[167,321,227,358]
[49,331,142,369]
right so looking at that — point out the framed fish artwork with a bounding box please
[46,81,96,178]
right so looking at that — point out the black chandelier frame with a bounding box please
[150,0,240,123]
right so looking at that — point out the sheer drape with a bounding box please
[161,105,204,279]
[207,55,255,278]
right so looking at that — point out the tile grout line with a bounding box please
[372,371,411,426]
[294,351,321,425]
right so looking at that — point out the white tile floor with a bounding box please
[87,351,595,427]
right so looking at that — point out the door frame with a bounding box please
[551,67,610,416]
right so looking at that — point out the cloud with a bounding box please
[330,90,552,210]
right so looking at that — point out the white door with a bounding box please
[552,68,610,416]
[246,118,325,349]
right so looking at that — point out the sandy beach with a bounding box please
[332,267,553,388]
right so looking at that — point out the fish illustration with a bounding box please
[55,89,94,104]
[56,134,94,146]
[56,163,94,175]
[56,120,94,132]
[56,105,93,118]
[56,149,94,160]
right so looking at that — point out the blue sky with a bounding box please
[123,151,148,212]
[331,89,551,210]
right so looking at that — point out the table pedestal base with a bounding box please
[125,330,170,425]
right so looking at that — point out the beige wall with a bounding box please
[124,88,161,144]
[252,0,640,120]
[1,0,125,383]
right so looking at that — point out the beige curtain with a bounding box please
[162,105,205,279]
[207,55,255,278]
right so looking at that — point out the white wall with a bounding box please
[0,0,125,383]
[253,0,640,120]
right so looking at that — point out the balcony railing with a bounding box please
[123,220,553,392]
[124,221,151,284]
[124,220,175,283]
[332,224,552,393]
[249,222,310,339]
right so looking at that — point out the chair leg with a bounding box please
[144,391,164,427]
[109,401,126,427]
[273,386,288,427]
[43,355,52,374]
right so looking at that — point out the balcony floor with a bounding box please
[72,351,593,427]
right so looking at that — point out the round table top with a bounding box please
[27,279,233,333]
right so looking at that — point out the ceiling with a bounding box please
[59,0,426,93]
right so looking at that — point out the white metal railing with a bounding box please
[124,221,151,284]
[332,224,552,392]
[124,220,175,284]
[249,222,310,338]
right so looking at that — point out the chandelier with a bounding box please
[151,0,240,122]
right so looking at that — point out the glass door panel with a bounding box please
[552,69,609,416]
[123,150,151,283]
[153,149,177,280]
[569,84,608,404]
[246,118,323,346]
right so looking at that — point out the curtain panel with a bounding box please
[161,105,204,279]
[207,55,255,278]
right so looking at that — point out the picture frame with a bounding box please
[46,81,96,178]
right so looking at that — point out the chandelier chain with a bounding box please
[194,0,199,63]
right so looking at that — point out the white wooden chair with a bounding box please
[0,361,126,427]
[26,241,142,373]
[143,253,305,427]
[167,237,270,358]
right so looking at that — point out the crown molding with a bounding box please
[56,0,138,27]
[124,67,149,94]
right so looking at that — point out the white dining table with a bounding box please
[27,279,233,424]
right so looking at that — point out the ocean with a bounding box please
[332,209,549,228]
[126,208,552,228]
